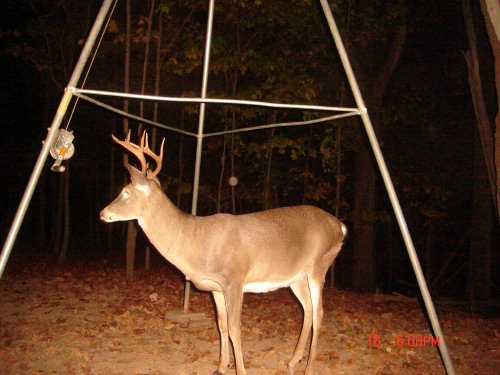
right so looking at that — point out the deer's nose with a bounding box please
[100,210,112,222]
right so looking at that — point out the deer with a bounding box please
[100,131,347,375]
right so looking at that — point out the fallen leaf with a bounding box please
[316,353,329,361]
[133,328,146,335]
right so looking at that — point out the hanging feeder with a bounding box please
[48,129,75,172]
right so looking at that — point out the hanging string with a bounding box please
[64,0,119,130]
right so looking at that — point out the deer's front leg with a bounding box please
[213,291,230,375]
[225,286,246,375]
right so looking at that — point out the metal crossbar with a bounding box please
[72,87,360,113]
[72,90,361,138]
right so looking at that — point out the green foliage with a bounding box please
[2,0,104,89]
[2,0,476,281]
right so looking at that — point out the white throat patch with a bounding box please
[135,183,150,195]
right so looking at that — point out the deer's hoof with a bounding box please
[213,371,224,375]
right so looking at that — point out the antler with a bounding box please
[112,130,164,179]
[144,135,165,179]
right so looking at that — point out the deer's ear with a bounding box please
[128,165,150,193]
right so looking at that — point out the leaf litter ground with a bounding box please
[0,259,498,374]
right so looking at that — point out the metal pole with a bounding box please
[318,1,455,374]
[0,0,116,278]
[183,0,216,311]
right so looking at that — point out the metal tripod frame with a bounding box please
[0,1,455,373]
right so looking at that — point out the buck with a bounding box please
[100,131,347,375]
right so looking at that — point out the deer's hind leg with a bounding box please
[288,275,313,373]
[304,275,325,375]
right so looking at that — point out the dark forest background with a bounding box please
[0,0,498,306]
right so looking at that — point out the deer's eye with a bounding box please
[122,190,130,199]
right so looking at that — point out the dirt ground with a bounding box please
[0,259,498,375]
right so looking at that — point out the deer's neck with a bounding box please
[138,189,187,258]
[137,188,212,280]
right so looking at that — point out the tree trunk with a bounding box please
[38,167,46,248]
[124,0,136,280]
[462,0,495,302]
[126,221,137,279]
[138,0,155,137]
[352,147,377,291]
[468,132,493,302]
[228,68,239,214]
[53,171,64,255]
[263,126,275,210]
[141,0,156,274]
[330,125,343,288]
[351,3,407,292]
[107,121,116,253]
[217,109,229,213]
[479,0,500,220]
[176,112,185,208]
[463,0,497,211]
[57,165,70,265]
[230,112,237,214]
